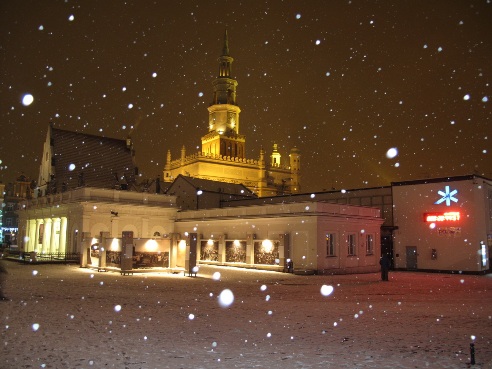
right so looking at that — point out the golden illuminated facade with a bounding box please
[163,31,300,197]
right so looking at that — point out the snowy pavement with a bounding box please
[1,262,491,369]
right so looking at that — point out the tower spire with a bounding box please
[218,30,233,78]
[222,29,229,56]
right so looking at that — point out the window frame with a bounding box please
[347,233,357,256]
[366,234,374,255]
[325,232,336,257]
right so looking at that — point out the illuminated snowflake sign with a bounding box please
[434,186,458,206]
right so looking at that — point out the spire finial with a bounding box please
[222,29,229,56]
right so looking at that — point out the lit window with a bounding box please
[326,233,336,256]
[366,234,374,255]
[481,243,488,268]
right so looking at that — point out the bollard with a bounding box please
[470,343,475,365]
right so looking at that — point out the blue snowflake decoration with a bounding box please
[434,186,458,206]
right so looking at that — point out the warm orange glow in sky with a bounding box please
[1,2,490,191]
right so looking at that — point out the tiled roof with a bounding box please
[51,128,137,191]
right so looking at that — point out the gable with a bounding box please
[39,126,137,193]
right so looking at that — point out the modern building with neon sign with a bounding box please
[392,175,491,273]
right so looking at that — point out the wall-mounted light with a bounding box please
[110,238,119,251]
[262,239,273,253]
[111,211,118,217]
[144,239,158,252]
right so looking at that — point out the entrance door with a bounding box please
[292,232,309,269]
[406,246,417,269]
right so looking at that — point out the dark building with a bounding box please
[165,174,257,210]
[1,175,33,247]
[37,124,138,196]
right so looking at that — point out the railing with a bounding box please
[4,250,80,263]
[30,252,81,262]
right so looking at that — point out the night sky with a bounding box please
[1,1,491,193]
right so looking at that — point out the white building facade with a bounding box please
[17,187,177,268]
[175,202,383,274]
[17,189,383,274]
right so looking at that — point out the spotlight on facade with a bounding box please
[111,211,118,217]
[111,238,119,250]
[262,239,273,253]
[144,239,158,251]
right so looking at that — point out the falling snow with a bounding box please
[21,94,34,106]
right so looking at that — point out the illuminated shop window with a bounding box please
[325,233,336,256]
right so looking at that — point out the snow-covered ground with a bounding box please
[1,261,491,369]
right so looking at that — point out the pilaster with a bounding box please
[59,217,67,253]
[42,218,52,253]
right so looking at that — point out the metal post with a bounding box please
[470,343,475,365]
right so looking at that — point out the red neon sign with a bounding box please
[424,211,460,222]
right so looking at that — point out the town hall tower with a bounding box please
[163,31,300,197]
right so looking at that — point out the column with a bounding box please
[246,233,254,264]
[28,219,36,252]
[185,233,197,273]
[42,218,52,254]
[99,231,110,269]
[80,231,92,267]
[278,233,290,268]
[169,233,179,268]
[59,217,67,254]
[218,235,226,263]
[35,219,42,252]
[50,218,59,253]
[23,220,31,252]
